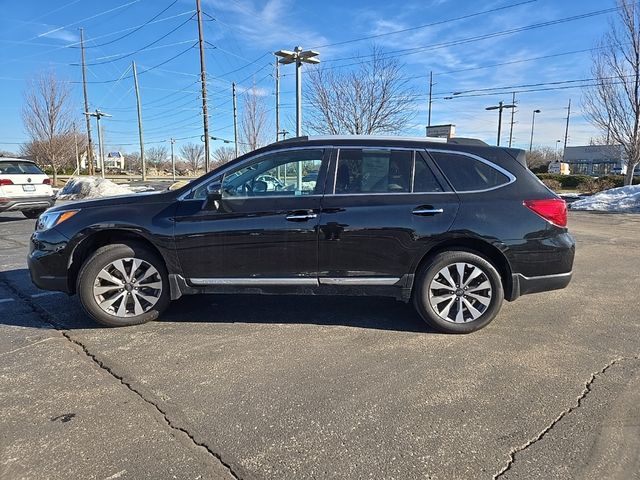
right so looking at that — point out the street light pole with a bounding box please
[274,46,320,138]
[486,101,516,146]
[169,138,176,181]
[529,109,541,151]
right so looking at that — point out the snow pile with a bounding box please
[57,176,135,200]
[570,184,640,213]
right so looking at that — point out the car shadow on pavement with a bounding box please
[161,293,433,333]
[0,269,433,333]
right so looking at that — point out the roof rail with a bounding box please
[276,134,488,146]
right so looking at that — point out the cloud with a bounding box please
[38,27,79,43]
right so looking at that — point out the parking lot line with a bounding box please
[0,298,15,304]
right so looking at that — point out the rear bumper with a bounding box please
[509,271,572,300]
[0,195,55,212]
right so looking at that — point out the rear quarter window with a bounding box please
[429,151,511,192]
[0,161,44,175]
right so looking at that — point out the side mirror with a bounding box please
[204,181,222,210]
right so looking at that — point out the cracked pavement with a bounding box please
[1,209,639,479]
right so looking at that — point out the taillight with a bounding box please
[0,179,13,186]
[524,199,567,227]
[43,178,51,185]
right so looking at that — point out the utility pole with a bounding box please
[79,28,94,176]
[486,101,516,147]
[508,92,517,148]
[232,82,239,158]
[529,109,541,152]
[73,123,80,174]
[563,98,571,150]
[84,109,111,179]
[132,61,146,181]
[169,138,176,181]
[195,0,210,171]
[275,46,320,138]
[428,70,433,127]
[275,58,280,141]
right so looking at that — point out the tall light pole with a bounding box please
[84,109,111,178]
[486,101,516,146]
[555,139,562,160]
[169,138,176,181]
[428,70,434,127]
[274,46,320,137]
[563,98,571,150]
[132,60,146,181]
[275,57,280,142]
[529,109,541,151]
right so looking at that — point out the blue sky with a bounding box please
[0,0,617,155]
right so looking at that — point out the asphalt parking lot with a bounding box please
[1,209,639,480]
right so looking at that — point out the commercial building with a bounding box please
[562,145,624,176]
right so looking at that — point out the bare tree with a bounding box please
[146,145,168,170]
[22,70,77,185]
[212,146,236,168]
[527,147,558,172]
[305,47,416,135]
[240,87,269,153]
[584,0,640,185]
[180,142,204,173]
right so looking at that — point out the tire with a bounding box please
[77,243,170,327]
[413,250,504,334]
[23,209,46,219]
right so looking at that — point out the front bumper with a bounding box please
[0,195,55,212]
[28,228,71,294]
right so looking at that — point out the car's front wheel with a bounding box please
[413,250,504,333]
[77,243,170,327]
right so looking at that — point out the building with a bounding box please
[562,145,624,176]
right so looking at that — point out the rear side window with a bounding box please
[0,161,44,175]
[429,151,510,191]
[414,153,444,192]
[336,149,412,194]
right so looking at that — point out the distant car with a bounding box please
[0,158,55,218]
[610,166,624,176]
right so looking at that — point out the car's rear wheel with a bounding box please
[23,209,46,219]
[77,243,170,327]
[413,250,504,333]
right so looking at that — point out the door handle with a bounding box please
[286,211,318,221]
[412,206,444,216]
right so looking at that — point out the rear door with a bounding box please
[0,160,52,197]
[174,147,329,282]
[318,147,459,284]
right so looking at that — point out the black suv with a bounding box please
[28,136,574,333]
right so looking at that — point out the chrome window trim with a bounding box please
[426,149,516,194]
[177,145,331,201]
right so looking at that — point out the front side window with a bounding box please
[429,151,510,192]
[222,149,323,198]
[190,150,324,200]
[335,149,412,194]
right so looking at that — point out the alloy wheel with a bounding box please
[92,257,163,318]
[428,262,493,323]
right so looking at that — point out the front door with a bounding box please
[318,147,459,283]
[174,148,329,283]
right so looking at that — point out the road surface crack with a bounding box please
[493,357,623,479]
[0,275,241,480]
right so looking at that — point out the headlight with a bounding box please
[36,210,80,232]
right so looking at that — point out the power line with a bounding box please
[311,0,538,49]
[85,0,179,48]
[71,43,197,84]
[76,15,195,66]
[320,6,619,70]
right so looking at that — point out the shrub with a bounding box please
[541,179,562,191]
[577,177,617,194]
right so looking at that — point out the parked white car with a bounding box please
[0,158,55,218]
